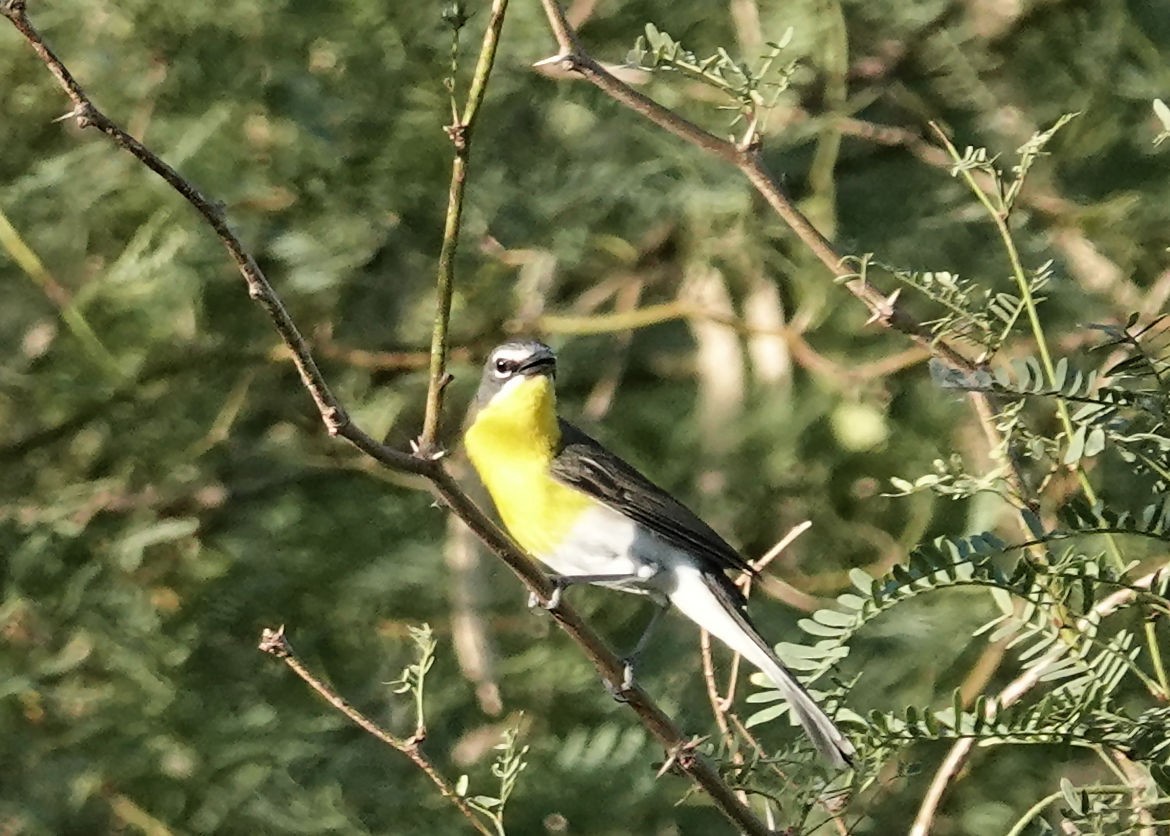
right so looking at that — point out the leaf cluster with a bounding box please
[626,23,796,137]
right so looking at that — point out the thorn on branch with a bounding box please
[532,52,579,75]
[656,735,708,778]
[737,131,763,155]
[52,106,82,124]
[736,113,763,154]
[410,437,448,461]
[865,287,903,326]
[323,406,348,436]
[259,625,292,658]
[0,0,27,19]
[443,122,468,151]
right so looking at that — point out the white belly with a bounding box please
[534,503,692,597]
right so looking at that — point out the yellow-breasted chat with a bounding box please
[464,339,854,769]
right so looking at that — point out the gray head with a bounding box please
[475,340,557,406]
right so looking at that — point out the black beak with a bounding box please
[517,353,556,376]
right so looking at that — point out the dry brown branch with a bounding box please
[523,9,1166,834]
[258,627,493,836]
[2,5,387,466]
[698,522,815,809]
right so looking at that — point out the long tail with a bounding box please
[668,564,855,769]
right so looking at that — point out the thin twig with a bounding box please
[538,301,690,335]
[699,629,749,805]
[932,123,1128,571]
[1003,784,1136,836]
[0,6,777,833]
[698,522,815,804]
[525,8,1161,836]
[530,0,1039,569]
[720,521,818,701]
[419,0,510,455]
[931,122,1161,794]
[726,713,851,836]
[295,336,473,372]
[258,627,493,836]
[909,563,1170,836]
[539,302,930,387]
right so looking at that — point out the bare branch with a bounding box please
[258,627,493,836]
[419,0,510,454]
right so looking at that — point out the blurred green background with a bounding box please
[2,0,1168,833]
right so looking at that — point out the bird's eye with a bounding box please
[493,358,513,375]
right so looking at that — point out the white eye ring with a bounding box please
[493,358,513,377]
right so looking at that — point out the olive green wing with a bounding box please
[551,419,756,581]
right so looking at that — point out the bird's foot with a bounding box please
[527,578,564,611]
[604,674,630,704]
[620,657,637,691]
[602,657,637,703]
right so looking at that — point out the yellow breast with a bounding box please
[464,376,593,557]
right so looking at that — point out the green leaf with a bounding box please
[1064,424,1087,465]
[989,585,1015,616]
[1053,356,1068,391]
[798,617,845,637]
[1154,99,1170,146]
[744,702,790,728]
[848,568,874,590]
[836,593,866,611]
[1084,426,1106,457]
[811,608,856,628]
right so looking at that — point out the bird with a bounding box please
[462,339,855,769]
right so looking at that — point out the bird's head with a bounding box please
[475,340,557,408]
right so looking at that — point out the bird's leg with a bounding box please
[526,572,646,611]
[618,599,669,691]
